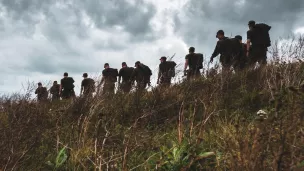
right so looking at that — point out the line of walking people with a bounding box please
[35,20,271,102]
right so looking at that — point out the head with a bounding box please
[216,30,225,40]
[160,56,167,63]
[122,62,127,68]
[189,47,195,54]
[63,72,68,77]
[235,35,242,43]
[104,63,109,69]
[135,61,140,68]
[38,82,42,87]
[53,81,57,85]
[248,20,255,30]
[82,73,88,78]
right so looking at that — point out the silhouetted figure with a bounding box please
[35,82,48,102]
[131,61,152,90]
[157,56,176,87]
[118,62,134,93]
[80,73,95,98]
[60,72,75,99]
[210,30,243,72]
[246,20,271,67]
[234,35,248,71]
[99,63,118,96]
[210,30,230,70]
[50,81,60,101]
[184,47,203,80]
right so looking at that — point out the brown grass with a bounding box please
[0,36,304,171]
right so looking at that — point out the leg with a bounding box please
[257,47,267,66]
[121,82,132,93]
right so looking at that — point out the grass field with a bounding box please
[1,38,304,171]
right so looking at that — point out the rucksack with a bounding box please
[188,53,203,69]
[195,53,204,69]
[104,68,119,82]
[138,64,152,76]
[219,38,242,60]
[252,23,271,47]
[165,61,177,77]
[42,87,48,98]
[62,77,75,90]
[88,78,95,92]
[124,67,135,80]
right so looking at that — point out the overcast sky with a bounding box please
[0,0,304,96]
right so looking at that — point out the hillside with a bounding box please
[1,59,304,170]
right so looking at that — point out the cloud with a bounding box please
[0,0,159,75]
[0,0,157,40]
[173,0,304,57]
[0,0,190,96]
[0,0,304,96]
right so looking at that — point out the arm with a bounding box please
[100,76,105,85]
[246,39,251,56]
[130,69,136,84]
[59,84,62,95]
[35,88,38,94]
[157,66,161,84]
[184,59,189,71]
[118,76,121,84]
[246,31,252,57]
[80,80,84,95]
[49,87,53,94]
[118,69,122,84]
[101,70,105,85]
[210,42,220,62]
[59,79,63,95]
[96,76,104,95]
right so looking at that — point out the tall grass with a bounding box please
[0,37,304,170]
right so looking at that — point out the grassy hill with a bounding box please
[2,35,304,170]
[1,61,304,171]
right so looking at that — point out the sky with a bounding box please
[0,0,304,96]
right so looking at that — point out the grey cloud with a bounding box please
[184,0,303,25]
[173,0,304,56]
[22,50,102,75]
[0,0,157,76]
[0,0,157,41]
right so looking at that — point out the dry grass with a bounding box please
[0,37,304,171]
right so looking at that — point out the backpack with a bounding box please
[219,38,242,61]
[62,77,75,90]
[42,87,48,98]
[88,78,96,92]
[104,68,119,82]
[188,53,203,69]
[252,23,271,47]
[124,67,135,80]
[165,61,177,77]
[195,53,204,69]
[138,64,152,76]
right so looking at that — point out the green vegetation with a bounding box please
[1,38,304,170]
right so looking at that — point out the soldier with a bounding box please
[35,82,48,102]
[234,35,248,71]
[80,73,95,98]
[210,30,230,70]
[99,63,118,95]
[59,72,75,99]
[246,20,271,67]
[118,62,134,93]
[131,61,152,90]
[157,56,176,87]
[184,47,203,80]
[50,81,60,101]
[210,30,242,72]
